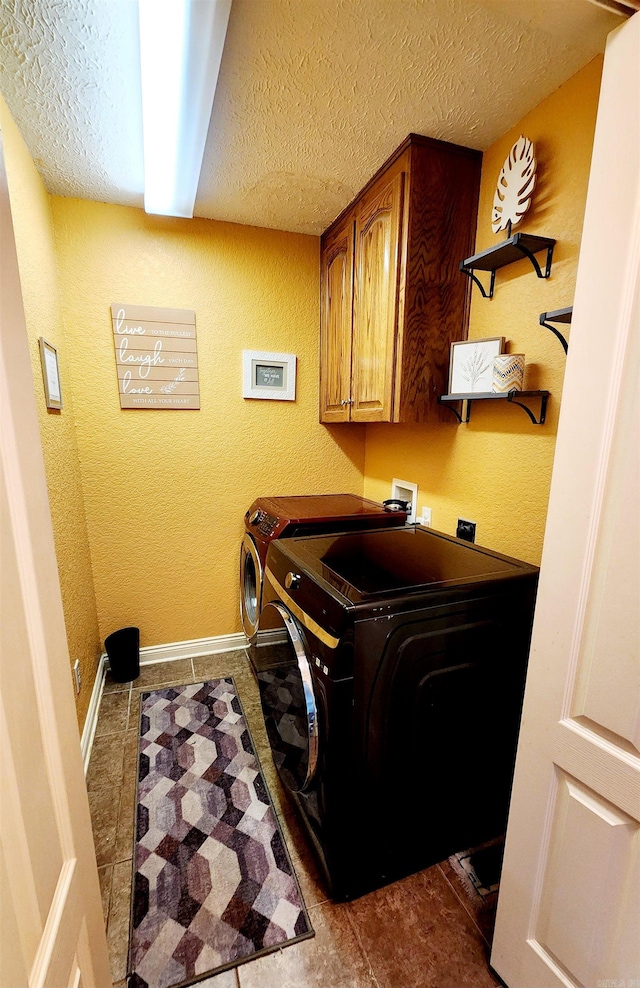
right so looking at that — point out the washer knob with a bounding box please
[249,509,265,525]
[285,572,301,591]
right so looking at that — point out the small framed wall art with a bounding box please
[39,337,62,409]
[449,337,505,394]
[243,350,297,401]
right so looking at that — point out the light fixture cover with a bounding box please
[139,0,232,217]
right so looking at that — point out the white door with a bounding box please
[0,133,111,987]
[491,15,640,987]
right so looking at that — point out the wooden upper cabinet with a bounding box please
[320,215,353,423]
[320,134,481,424]
[351,165,405,422]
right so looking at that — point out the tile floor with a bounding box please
[88,650,500,988]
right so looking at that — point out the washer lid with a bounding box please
[278,526,539,604]
[249,493,404,527]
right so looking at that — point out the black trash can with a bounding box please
[104,626,140,683]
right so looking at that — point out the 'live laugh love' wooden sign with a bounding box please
[111,303,200,409]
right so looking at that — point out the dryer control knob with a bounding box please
[285,572,301,591]
[249,509,265,526]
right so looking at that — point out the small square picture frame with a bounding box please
[448,337,505,395]
[243,350,296,401]
[39,337,63,409]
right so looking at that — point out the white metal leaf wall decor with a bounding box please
[492,136,537,235]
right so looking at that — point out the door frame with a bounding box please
[490,14,640,986]
[0,127,111,987]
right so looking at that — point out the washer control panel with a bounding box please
[258,513,278,536]
[246,506,279,536]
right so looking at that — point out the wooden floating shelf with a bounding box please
[438,390,550,425]
[540,306,572,354]
[459,232,556,298]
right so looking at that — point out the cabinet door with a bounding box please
[320,216,354,423]
[351,168,405,422]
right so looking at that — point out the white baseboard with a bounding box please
[137,631,249,665]
[133,628,285,664]
[81,654,107,774]
[82,629,287,772]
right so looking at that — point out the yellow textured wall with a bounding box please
[0,97,101,729]
[2,53,602,674]
[50,199,365,647]
[363,59,602,564]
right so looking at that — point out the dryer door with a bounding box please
[252,602,319,793]
[240,532,262,640]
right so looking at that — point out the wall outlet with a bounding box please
[73,659,81,694]
[419,506,432,527]
[456,518,476,543]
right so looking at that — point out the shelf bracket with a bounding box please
[460,234,556,299]
[506,390,548,425]
[513,240,555,281]
[459,264,496,300]
[437,397,468,423]
[539,310,570,354]
[439,391,549,425]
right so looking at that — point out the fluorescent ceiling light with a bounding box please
[139,0,232,217]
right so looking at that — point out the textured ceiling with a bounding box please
[0,0,624,235]
[0,1,143,201]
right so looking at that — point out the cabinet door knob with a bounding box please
[285,572,301,591]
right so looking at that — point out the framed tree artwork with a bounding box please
[448,337,505,394]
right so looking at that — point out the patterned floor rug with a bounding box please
[128,679,314,988]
